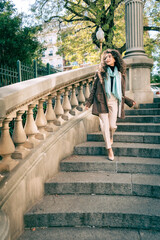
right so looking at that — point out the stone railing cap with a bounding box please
[0,65,98,119]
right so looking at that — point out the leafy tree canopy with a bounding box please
[31,0,159,75]
[56,22,100,66]
[0,0,44,67]
[32,0,160,51]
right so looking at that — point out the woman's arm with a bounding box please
[124,96,136,107]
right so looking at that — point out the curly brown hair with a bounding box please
[99,49,126,76]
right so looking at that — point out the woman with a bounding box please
[85,49,135,161]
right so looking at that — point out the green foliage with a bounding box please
[112,2,125,48]
[0,0,44,67]
[143,0,160,74]
[32,0,125,52]
[144,0,160,27]
[56,22,100,65]
[151,74,160,84]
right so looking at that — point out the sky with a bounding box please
[12,0,35,13]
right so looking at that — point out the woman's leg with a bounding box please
[108,95,118,145]
[99,113,114,160]
[99,113,111,149]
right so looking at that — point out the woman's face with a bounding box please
[104,53,115,66]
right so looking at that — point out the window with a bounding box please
[49,50,53,56]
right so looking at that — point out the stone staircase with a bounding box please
[18,98,160,240]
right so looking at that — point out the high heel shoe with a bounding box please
[107,148,114,161]
[108,157,114,161]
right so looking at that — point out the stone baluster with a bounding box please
[0,118,18,172]
[45,94,59,131]
[12,110,29,159]
[54,91,65,125]
[77,81,85,111]
[35,99,49,139]
[24,104,40,147]
[84,80,90,101]
[62,87,72,121]
[89,77,94,91]
[70,84,79,116]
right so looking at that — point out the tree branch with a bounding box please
[115,43,126,54]
[44,15,63,23]
[75,25,96,33]
[64,1,96,20]
[64,5,96,23]
[105,0,123,14]
[144,26,160,32]
[63,17,96,23]
[83,0,91,5]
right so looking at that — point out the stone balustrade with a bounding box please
[0,65,97,175]
[0,66,101,240]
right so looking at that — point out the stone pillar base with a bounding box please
[124,56,153,106]
[124,47,147,58]
[133,90,154,107]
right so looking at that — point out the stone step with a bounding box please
[24,195,160,230]
[44,172,160,198]
[74,142,160,158]
[60,155,160,175]
[125,109,160,116]
[154,98,160,103]
[118,115,160,123]
[117,123,160,132]
[139,103,160,109]
[18,227,160,240]
[87,132,160,144]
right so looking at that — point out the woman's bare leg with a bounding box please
[108,148,114,161]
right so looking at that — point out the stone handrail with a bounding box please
[0,65,98,173]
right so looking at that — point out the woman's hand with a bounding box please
[132,101,136,108]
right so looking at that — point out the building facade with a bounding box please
[38,27,63,70]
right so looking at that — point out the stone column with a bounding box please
[125,0,145,57]
[124,0,153,105]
